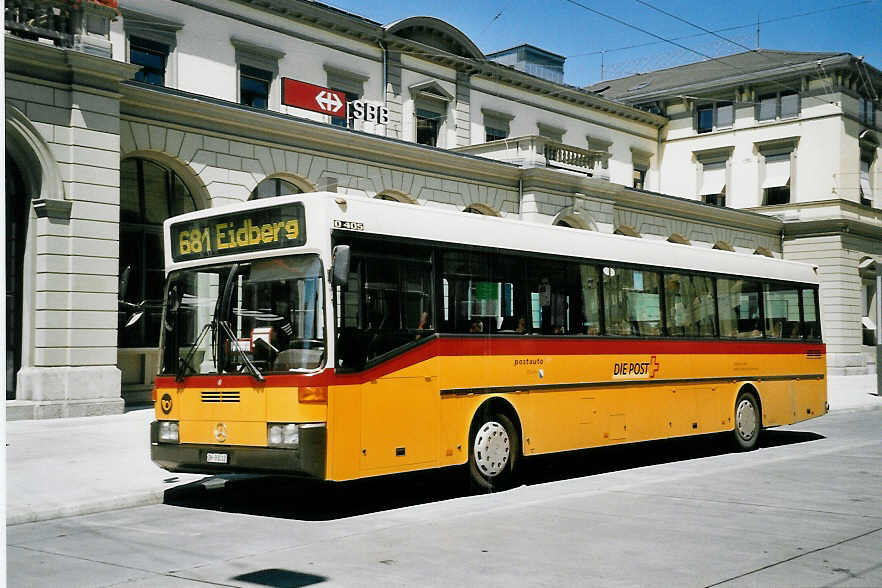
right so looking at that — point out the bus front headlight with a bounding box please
[158,421,179,443]
[267,423,300,447]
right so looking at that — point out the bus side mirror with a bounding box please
[331,245,351,288]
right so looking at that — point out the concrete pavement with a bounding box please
[5,375,880,526]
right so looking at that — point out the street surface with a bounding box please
[8,409,882,587]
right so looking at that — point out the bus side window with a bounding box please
[717,278,762,338]
[603,267,661,337]
[441,251,525,335]
[801,287,821,340]
[763,283,800,340]
[664,273,715,338]
[335,243,433,370]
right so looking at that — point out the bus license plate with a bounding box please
[206,452,228,464]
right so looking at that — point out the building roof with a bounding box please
[586,49,851,102]
[486,44,567,62]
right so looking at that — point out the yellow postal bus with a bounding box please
[151,192,827,489]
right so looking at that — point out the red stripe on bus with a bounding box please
[155,337,824,390]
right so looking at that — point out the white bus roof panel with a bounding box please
[165,192,818,285]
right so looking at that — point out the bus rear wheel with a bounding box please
[733,390,761,451]
[468,412,519,492]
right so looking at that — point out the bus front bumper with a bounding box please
[150,421,326,479]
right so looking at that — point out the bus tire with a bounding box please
[468,411,519,492]
[732,390,761,451]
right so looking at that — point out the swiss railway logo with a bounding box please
[612,355,660,379]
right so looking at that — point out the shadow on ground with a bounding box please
[163,429,824,521]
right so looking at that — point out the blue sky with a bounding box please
[325,0,882,87]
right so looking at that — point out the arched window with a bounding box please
[250,177,302,199]
[119,158,197,348]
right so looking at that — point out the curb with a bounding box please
[7,489,167,527]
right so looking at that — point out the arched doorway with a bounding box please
[119,158,197,349]
[6,155,28,398]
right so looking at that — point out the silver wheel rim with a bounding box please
[735,398,757,441]
[473,421,510,478]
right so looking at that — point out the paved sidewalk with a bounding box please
[5,377,881,526]
[5,409,203,526]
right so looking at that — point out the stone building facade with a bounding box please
[6,1,812,418]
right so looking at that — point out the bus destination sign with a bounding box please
[171,204,306,262]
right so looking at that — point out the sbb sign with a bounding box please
[281,77,389,125]
[349,101,389,124]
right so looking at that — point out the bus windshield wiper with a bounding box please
[176,320,214,382]
[218,320,265,382]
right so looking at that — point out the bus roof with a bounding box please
[166,192,819,285]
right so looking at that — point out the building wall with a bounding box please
[10,3,873,418]
[5,40,136,418]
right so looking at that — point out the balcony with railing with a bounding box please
[5,0,118,57]
[454,135,610,179]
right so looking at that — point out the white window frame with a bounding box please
[695,101,733,133]
[121,8,183,88]
[232,38,285,111]
[481,108,514,143]
[409,81,454,148]
[537,123,565,143]
[756,90,800,122]
[631,147,652,191]
[694,146,733,205]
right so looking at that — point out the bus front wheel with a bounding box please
[733,390,761,451]
[468,412,519,491]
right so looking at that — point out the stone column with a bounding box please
[384,49,403,139]
[6,38,139,418]
[455,70,471,147]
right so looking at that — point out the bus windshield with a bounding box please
[160,254,326,377]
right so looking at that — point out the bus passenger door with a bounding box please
[360,371,440,475]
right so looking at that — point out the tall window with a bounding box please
[240,65,272,109]
[859,97,876,126]
[762,153,792,205]
[130,36,168,86]
[700,161,727,206]
[486,124,508,142]
[860,154,874,206]
[416,108,442,146]
[250,177,303,200]
[119,158,197,348]
[633,166,647,190]
[696,102,732,133]
[697,105,714,134]
[232,38,283,111]
[482,111,512,142]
